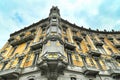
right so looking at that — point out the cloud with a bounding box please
[0,0,120,48]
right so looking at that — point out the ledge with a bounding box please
[64,41,76,50]
[9,34,35,46]
[112,54,120,60]
[82,66,99,77]
[73,35,83,42]
[31,41,43,50]
[88,50,101,57]
[109,68,120,79]
[0,68,21,79]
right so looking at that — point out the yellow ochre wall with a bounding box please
[0,23,120,71]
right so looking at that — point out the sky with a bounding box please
[0,0,120,49]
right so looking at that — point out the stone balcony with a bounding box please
[9,33,35,46]
[82,65,99,77]
[0,68,21,79]
[31,41,43,50]
[112,54,120,60]
[115,36,120,40]
[88,50,101,57]
[98,35,105,40]
[73,35,83,42]
[37,52,68,80]
[109,68,120,79]
[107,36,113,40]
[94,40,103,46]
[114,43,120,48]
[64,41,76,50]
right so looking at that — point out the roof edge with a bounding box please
[61,18,120,34]
[10,18,48,37]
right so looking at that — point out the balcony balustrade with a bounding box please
[31,41,43,50]
[0,68,21,79]
[109,68,120,79]
[114,43,120,48]
[9,33,35,46]
[94,40,103,46]
[64,41,76,50]
[112,54,120,60]
[88,50,101,57]
[82,65,99,77]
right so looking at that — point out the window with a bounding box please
[24,42,30,50]
[1,50,7,54]
[110,40,114,44]
[42,28,46,33]
[96,46,106,54]
[108,48,113,54]
[18,57,22,64]
[72,31,77,36]
[33,52,39,65]
[71,77,76,80]
[116,59,120,63]
[10,47,17,56]
[66,50,73,65]
[94,57,103,69]
[75,55,79,61]
[26,55,31,62]
[64,37,68,42]
[2,62,7,70]
[117,48,120,51]
[84,57,95,66]
[62,25,67,34]
[87,44,91,50]
[63,28,66,34]
[39,37,43,42]
[20,33,25,38]
[76,42,81,50]
[106,61,116,69]
[101,39,104,43]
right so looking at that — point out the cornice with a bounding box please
[10,18,48,37]
[10,17,120,37]
[61,18,120,34]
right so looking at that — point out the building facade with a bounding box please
[0,6,120,80]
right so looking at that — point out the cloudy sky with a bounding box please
[0,0,120,48]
